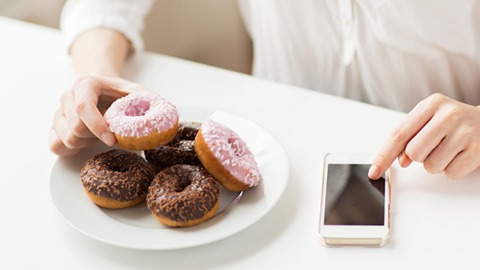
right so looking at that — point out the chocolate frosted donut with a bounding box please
[146,164,220,227]
[80,149,156,209]
[144,122,201,172]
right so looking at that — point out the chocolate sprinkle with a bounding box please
[80,149,156,201]
[146,164,220,223]
[144,122,201,172]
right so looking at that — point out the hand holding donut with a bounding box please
[49,75,149,157]
[369,93,480,180]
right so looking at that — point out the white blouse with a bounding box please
[61,0,480,112]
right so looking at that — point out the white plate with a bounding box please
[49,107,289,250]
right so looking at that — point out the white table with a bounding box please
[1,16,479,269]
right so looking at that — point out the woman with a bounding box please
[50,0,480,180]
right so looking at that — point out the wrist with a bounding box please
[70,28,129,78]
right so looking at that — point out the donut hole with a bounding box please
[175,175,192,192]
[124,99,151,117]
[109,163,129,173]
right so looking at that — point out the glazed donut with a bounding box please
[104,92,179,150]
[80,149,156,209]
[146,164,220,227]
[194,120,261,192]
[144,122,201,173]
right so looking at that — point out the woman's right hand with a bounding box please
[49,75,148,157]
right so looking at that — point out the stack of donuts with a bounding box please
[80,92,261,227]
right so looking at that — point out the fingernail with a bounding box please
[368,165,380,180]
[101,132,116,146]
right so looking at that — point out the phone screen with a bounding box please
[324,164,386,226]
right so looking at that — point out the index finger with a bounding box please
[73,76,151,144]
[72,77,121,146]
[368,101,434,179]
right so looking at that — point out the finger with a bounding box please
[72,78,116,146]
[96,77,142,111]
[422,134,463,175]
[398,150,413,168]
[50,108,97,157]
[53,109,99,149]
[369,100,435,179]
[404,111,450,163]
[61,90,95,139]
[444,148,480,179]
[49,129,79,157]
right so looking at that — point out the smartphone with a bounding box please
[318,153,391,246]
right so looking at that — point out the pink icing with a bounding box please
[104,92,179,138]
[201,120,261,187]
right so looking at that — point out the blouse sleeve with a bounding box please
[60,0,155,54]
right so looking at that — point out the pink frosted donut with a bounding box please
[104,92,179,150]
[194,119,261,191]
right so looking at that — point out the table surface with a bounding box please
[2,16,480,270]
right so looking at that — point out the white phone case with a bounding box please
[318,153,391,247]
